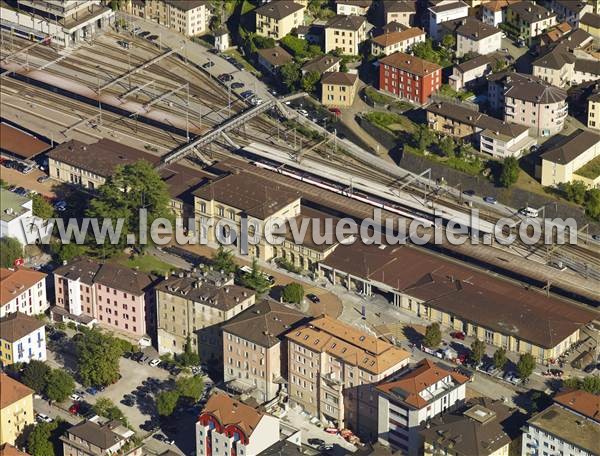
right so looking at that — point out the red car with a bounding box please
[328,107,341,116]
[451,331,465,340]
[69,403,81,415]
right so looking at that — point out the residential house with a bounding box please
[53,258,156,340]
[488,72,568,136]
[0,268,48,318]
[420,397,524,456]
[321,72,359,107]
[383,1,417,27]
[155,266,255,360]
[539,128,600,187]
[377,359,469,455]
[0,189,48,246]
[371,27,426,56]
[533,42,600,87]
[221,299,307,403]
[318,242,598,362]
[449,52,512,91]
[0,312,46,366]
[589,92,600,130]
[580,12,600,38]
[335,0,372,16]
[61,416,142,456]
[196,392,280,456]
[0,444,29,456]
[255,1,305,40]
[482,0,520,27]
[287,315,410,441]
[124,0,209,37]
[521,404,600,456]
[550,0,593,28]
[538,21,572,47]
[0,374,34,445]
[324,15,367,55]
[378,52,442,104]
[449,17,502,57]
[256,46,293,75]
[428,0,469,40]
[301,55,341,75]
[505,1,557,43]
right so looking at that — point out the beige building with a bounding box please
[221,299,307,403]
[371,27,426,56]
[125,0,209,37]
[321,72,359,107]
[532,43,600,88]
[61,416,141,456]
[0,374,34,445]
[287,315,410,441]
[155,266,255,361]
[539,129,600,187]
[589,92,600,130]
[455,18,502,57]
[505,1,557,43]
[336,0,372,16]
[383,0,416,27]
[255,1,305,40]
[325,15,367,55]
[580,12,600,38]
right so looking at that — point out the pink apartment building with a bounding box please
[52,258,156,339]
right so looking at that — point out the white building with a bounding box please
[0,312,46,366]
[197,392,280,456]
[428,0,469,41]
[550,0,593,28]
[336,0,372,16]
[454,18,502,57]
[482,0,520,27]
[0,0,114,48]
[0,267,48,318]
[214,27,229,52]
[480,125,536,158]
[0,189,48,247]
[371,27,426,56]
[377,360,469,456]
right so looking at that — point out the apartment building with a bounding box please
[533,43,600,87]
[0,189,48,246]
[255,1,305,40]
[505,1,557,43]
[336,0,372,16]
[377,360,469,455]
[379,52,442,104]
[196,392,280,456]
[53,258,155,339]
[124,0,209,37]
[221,299,307,403]
[539,128,600,187]
[383,0,417,27]
[553,389,600,423]
[371,27,426,56]
[193,171,301,261]
[488,72,568,136]
[589,92,600,130]
[421,398,522,456]
[287,315,410,441]
[449,52,512,91]
[580,12,600,38]
[321,72,359,107]
[428,0,469,40]
[550,0,593,28]
[482,0,520,27]
[324,15,367,55]
[0,312,46,366]
[155,266,255,361]
[61,416,142,456]
[0,374,34,445]
[301,55,342,75]
[0,268,48,318]
[450,17,502,57]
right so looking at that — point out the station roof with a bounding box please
[0,123,50,159]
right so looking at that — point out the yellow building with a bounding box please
[321,71,358,107]
[0,312,46,366]
[589,92,600,131]
[580,12,600,37]
[124,0,209,37]
[0,374,34,445]
[324,14,367,55]
[255,1,305,40]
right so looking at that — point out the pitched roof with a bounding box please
[429,0,468,14]
[533,43,577,70]
[499,72,567,104]
[455,52,510,73]
[554,0,590,14]
[0,444,30,456]
[287,315,410,375]
[383,0,416,14]
[1,268,47,307]
[221,299,307,348]
[336,0,372,7]
[453,17,501,41]
[371,27,425,47]
[575,58,600,75]
[256,46,293,67]
[507,1,555,23]
[377,360,469,409]
[66,420,129,450]
[0,373,33,409]
[255,1,304,19]
[483,0,520,13]
[164,0,207,11]
[581,12,600,28]
[301,55,342,74]
[0,312,45,342]
[201,392,264,437]
[541,129,600,164]
[321,71,358,86]
[379,51,441,75]
[326,14,366,31]
[554,389,600,423]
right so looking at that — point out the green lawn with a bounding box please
[119,254,173,275]
[364,111,415,134]
[575,156,600,180]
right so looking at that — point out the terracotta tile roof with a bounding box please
[0,444,30,456]
[0,312,45,342]
[379,51,441,76]
[371,27,425,47]
[0,373,33,409]
[255,1,304,19]
[377,360,469,409]
[554,389,600,423]
[321,71,358,86]
[1,268,46,307]
[286,315,410,375]
[483,0,520,13]
[256,46,293,67]
[201,392,264,437]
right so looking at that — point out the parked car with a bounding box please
[240,90,254,99]
[69,393,83,402]
[306,293,320,304]
[149,359,161,367]
[37,175,49,183]
[54,200,67,211]
[584,363,597,373]
[36,413,53,423]
[462,190,475,197]
[483,196,497,204]
[147,34,159,41]
[328,107,341,116]
[117,40,130,49]
[202,61,215,69]
[450,331,465,340]
[231,81,245,89]
[138,31,150,38]
[217,73,233,82]
[15,187,28,196]
[69,403,81,415]
[298,109,309,116]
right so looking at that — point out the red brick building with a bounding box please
[378,51,442,104]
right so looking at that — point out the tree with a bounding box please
[438,136,456,158]
[280,62,302,92]
[32,194,54,219]
[339,60,348,72]
[252,34,276,50]
[499,156,519,188]
[562,181,587,205]
[411,39,439,64]
[301,71,321,94]
[75,329,124,386]
[282,283,305,304]
[493,347,507,370]
[240,258,271,294]
[0,237,23,267]
[470,338,486,365]
[212,246,237,274]
[415,124,435,151]
[585,188,600,221]
[27,421,58,456]
[517,353,535,380]
[156,390,180,416]
[423,323,442,348]
[21,360,51,393]
[441,34,456,48]
[93,398,127,425]
[50,241,86,264]
[176,375,204,402]
[176,336,200,367]
[44,369,75,403]
[563,375,600,394]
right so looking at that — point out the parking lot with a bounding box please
[1,161,55,197]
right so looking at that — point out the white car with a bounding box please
[298,109,309,116]
[149,359,161,367]
[70,393,82,402]
[36,413,53,423]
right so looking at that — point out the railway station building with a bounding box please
[317,242,598,362]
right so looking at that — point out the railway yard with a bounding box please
[1,28,599,304]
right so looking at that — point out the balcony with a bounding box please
[321,372,343,389]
